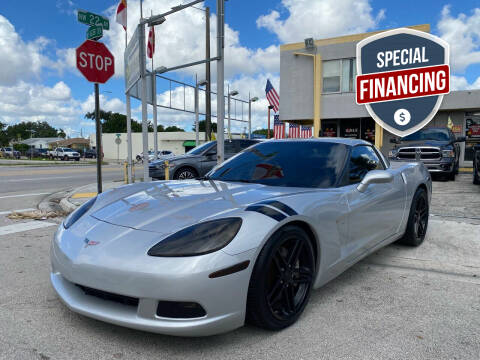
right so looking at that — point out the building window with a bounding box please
[323,58,356,93]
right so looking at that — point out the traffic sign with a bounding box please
[87,25,103,41]
[76,40,115,84]
[77,10,109,30]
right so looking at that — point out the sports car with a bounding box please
[50,138,432,336]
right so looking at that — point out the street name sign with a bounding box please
[87,25,103,41]
[76,40,115,84]
[77,10,109,30]
[356,28,450,137]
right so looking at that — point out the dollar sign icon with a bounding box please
[394,109,411,126]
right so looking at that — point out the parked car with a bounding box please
[388,127,465,180]
[473,144,480,185]
[84,149,98,159]
[51,138,432,336]
[149,139,261,180]
[49,147,81,161]
[0,147,20,159]
[135,150,174,163]
[25,148,48,158]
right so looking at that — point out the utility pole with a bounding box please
[205,6,211,141]
[216,0,225,163]
[139,21,150,181]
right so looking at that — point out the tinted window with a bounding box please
[224,141,237,154]
[208,141,348,188]
[401,128,449,142]
[186,141,215,155]
[349,145,384,184]
[239,140,258,150]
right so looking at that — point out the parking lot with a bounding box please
[0,174,479,360]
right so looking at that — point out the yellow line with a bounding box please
[71,192,98,199]
[459,168,473,173]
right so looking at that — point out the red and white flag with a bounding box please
[274,115,285,139]
[147,26,155,59]
[300,126,312,138]
[289,123,300,138]
[265,79,280,113]
[116,0,127,30]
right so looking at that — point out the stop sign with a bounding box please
[76,40,115,84]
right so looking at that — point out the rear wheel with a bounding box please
[398,187,429,246]
[63,155,69,161]
[247,225,316,330]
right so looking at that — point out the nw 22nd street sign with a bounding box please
[356,28,450,137]
[76,40,115,84]
[77,10,109,30]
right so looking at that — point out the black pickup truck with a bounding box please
[388,127,465,181]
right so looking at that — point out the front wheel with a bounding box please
[398,187,429,246]
[173,167,198,180]
[246,225,316,330]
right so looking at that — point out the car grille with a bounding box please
[76,284,139,307]
[397,147,441,161]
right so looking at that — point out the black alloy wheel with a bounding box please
[174,167,198,180]
[247,225,316,330]
[398,187,429,246]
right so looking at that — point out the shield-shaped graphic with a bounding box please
[356,28,450,137]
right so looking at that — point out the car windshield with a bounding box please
[63,148,74,152]
[401,129,449,141]
[186,141,216,155]
[207,141,347,188]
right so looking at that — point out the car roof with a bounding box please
[266,137,371,146]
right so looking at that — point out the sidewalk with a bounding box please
[59,180,124,212]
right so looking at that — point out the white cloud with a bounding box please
[80,93,126,115]
[437,6,480,73]
[0,15,53,86]
[257,0,385,43]
[450,75,480,91]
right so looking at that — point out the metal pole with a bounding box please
[94,83,102,193]
[248,93,252,139]
[227,84,231,140]
[195,75,199,146]
[267,106,271,139]
[139,23,150,181]
[152,59,158,160]
[205,6,211,141]
[126,93,133,183]
[216,0,225,164]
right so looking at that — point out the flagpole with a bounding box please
[124,2,133,183]
[151,17,158,161]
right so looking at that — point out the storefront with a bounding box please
[279,24,480,167]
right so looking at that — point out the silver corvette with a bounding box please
[51,138,432,336]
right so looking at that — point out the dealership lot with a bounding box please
[0,174,478,360]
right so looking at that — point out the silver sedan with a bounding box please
[50,138,431,336]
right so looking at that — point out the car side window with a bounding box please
[239,140,257,150]
[224,141,237,155]
[349,145,384,184]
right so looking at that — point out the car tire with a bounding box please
[63,155,69,161]
[75,158,80,162]
[447,169,455,181]
[173,167,198,180]
[398,187,429,247]
[246,225,316,331]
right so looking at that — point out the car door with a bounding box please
[345,145,405,258]
[200,143,218,175]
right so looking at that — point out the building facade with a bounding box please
[280,24,480,166]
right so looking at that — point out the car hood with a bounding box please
[89,180,309,234]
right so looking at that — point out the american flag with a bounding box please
[274,115,285,139]
[300,126,312,138]
[265,79,280,113]
[289,123,300,138]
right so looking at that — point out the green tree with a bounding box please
[165,125,185,132]
[193,120,217,133]
[5,121,62,142]
[0,122,8,146]
[85,110,144,132]
[253,128,272,138]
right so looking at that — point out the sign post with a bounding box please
[76,38,114,194]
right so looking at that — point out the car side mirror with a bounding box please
[206,151,216,157]
[389,138,400,144]
[357,170,393,193]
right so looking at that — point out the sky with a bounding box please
[1,0,480,138]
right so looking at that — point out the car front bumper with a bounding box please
[389,158,454,173]
[50,221,255,336]
[149,167,166,179]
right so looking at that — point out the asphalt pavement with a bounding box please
[0,173,479,359]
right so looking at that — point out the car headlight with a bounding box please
[63,196,97,229]
[388,149,398,158]
[442,149,455,158]
[147,218,242,257]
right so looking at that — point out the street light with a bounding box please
[150,16,166,26]
[227,85,239,140]
[248,95,259,139]
[195,77,208,146]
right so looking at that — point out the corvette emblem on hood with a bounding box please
[84,239,100,247]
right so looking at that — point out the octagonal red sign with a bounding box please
[76,40,115,84]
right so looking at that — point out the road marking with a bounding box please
[0,208,36,216]
[2,176,85,182]
[0,221,57,236]
[0,192,50,199]
[72,192,97,199]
